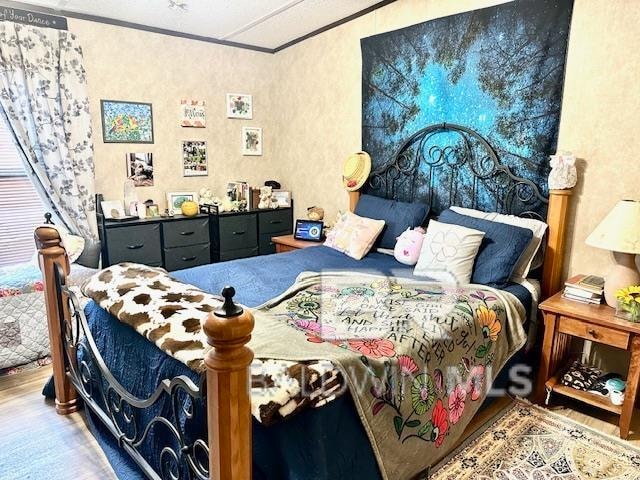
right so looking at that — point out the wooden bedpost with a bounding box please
[203,286,255,480]
[541,189,573,299]
[34,226,80,415]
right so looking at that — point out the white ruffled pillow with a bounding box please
[413,220,485,284]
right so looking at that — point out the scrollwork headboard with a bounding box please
[349,122,574,300]
[364,123,549,220]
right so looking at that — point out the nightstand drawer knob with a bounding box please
[588,328,599,338]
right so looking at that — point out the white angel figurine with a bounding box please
[548,151,577,190]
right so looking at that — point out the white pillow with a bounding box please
[450,206,547,280]
[414,220,485,284]
[31,223,85,264]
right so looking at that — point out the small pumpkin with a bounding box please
[180,200,199,217]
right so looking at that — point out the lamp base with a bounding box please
[604,251,640,307]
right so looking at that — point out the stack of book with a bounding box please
[563,274,605,304]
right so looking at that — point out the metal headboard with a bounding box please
[365,123,549,220]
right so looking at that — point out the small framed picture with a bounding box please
[272,190,291,208]
[226,93,252,119]
[167,191,197,211]
[100,200,126,219]
[101,100,154,143]
[180,99,206,128]
[146,204,159,217]
[182,140,208,176]
[242,127,262,156]
[126,152,154,186]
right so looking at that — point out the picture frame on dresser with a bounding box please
[167,191,197,211]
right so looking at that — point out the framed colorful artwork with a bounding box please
[226,93,252,119]
[101,100,154,143]
[180,99,206,128]
[242,126,262,156]
[182,140,208,177]
[125,152,154,186]
[166,191,197,211]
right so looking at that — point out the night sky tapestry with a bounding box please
[361,0,574,214]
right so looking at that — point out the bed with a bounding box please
[36,123,573,480]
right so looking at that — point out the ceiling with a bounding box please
[8,0,391,52]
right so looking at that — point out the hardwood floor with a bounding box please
[1,366,639,479]
[0,366,116,479]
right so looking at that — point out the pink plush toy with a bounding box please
[394,227,426,265]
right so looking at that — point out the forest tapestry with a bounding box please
[361,0,574,208]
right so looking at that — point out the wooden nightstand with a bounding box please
[537,291,640,439]
[271,234,323,253]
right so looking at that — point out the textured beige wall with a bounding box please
[270,0,640,281]
[69,19,281,211]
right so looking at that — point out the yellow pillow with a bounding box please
[324,211,385,260]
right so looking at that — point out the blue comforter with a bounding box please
[68,247,532,479]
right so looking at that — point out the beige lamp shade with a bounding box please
[585,200,640,254]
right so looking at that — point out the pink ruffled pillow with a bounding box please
[324,211,385,260]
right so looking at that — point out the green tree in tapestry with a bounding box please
[361,0,574,206]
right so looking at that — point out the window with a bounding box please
[0,119,47,267]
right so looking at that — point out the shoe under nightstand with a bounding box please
[536,291,640,439]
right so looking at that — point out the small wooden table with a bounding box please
[271,234,323,253]
[537,291,640,439]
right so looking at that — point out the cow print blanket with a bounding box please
[82,263,344,426]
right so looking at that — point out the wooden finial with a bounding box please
[203,287,255,480]
[215,286,244,318]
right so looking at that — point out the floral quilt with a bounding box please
[250,272,528,480]
[0,264,44,297]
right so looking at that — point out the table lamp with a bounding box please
[586,200,640,306]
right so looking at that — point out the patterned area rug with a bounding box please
[431,400,640,479]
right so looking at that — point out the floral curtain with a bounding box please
[0,22,98,242]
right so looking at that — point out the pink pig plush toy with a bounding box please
[394,227,426,265]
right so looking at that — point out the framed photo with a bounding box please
[242,127,262,156]
[101,100,154,143]
[182,140,208,177]
[126,153,154,187]
[146,204,159,217]
[226,93,252,119]
[167,191,197,211]
[272,190,291,208]
[180,99,206,128]
[100,200,125,219]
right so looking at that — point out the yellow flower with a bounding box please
[616,286,640,305]
[476,306,502,342]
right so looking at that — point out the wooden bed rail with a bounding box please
[35,226,256,480]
